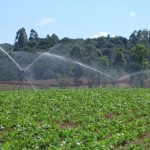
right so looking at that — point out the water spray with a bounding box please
[0,47,36,90]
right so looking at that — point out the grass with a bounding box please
[0,88,150,149]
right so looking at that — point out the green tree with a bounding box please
[113,48,126,77]
[50,34,59,45]
[85,39,97,64]
[70,46,84,60]
[129,30,138,45]
[129,29,150,47]
[29,29,38,41]
[28,29,39,50]
[113,48,126,68]
[14,28,28,51]
[130,44,149,71]
[100,56,109,69]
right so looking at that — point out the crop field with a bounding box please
[0,88,150,149]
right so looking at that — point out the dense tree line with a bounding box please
[1,28,150,87]
[13,28,59,52]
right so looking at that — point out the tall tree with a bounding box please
[129,31,138,45]
[29,29,38,41]
[14,28,28,51]
[28,29,39,50]
[50,34,59,45]
[45,34,59,47]
[129,44,149,71]
[129,29,150,47]
[113,48,126,68]
[85,39,97,64]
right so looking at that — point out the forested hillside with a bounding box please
[1,28,150,87]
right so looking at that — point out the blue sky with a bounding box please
[0,0,149,44]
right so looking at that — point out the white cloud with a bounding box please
[36,17,56,27]
[130,12,137,17]
[90,32,118,39]
[90,31,108,39]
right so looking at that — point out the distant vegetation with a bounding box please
[1,28,150,87]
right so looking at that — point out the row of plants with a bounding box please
[0,88,150,149]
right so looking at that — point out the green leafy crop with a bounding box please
[0,88,150,149]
